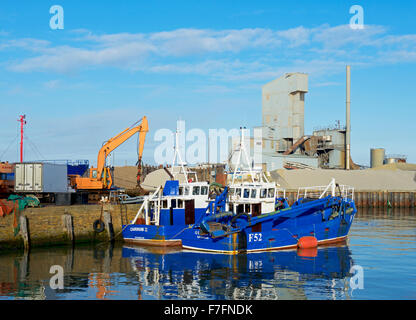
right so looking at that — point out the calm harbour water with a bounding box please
[0,208,415,300]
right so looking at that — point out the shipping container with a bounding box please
[14,162,69,193]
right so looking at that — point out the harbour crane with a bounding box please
[70,116,148,190]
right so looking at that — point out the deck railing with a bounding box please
[296,179,354,201]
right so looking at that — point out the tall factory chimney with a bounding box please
[346,65,351,170]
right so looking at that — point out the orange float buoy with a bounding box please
[297,236,318,249]
[297,247,318,258]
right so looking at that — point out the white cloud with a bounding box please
[43,79,60,89]
[2,27,280,73]
[8,42,156,73]
[311,24,387,48]
[3,24,416,79]
[276,26,311,47]
[0,38,50,51]
[376,50,416,64]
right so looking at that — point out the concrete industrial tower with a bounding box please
[232,72,318,171]
[262,73,308,153]
[262,73,308,152]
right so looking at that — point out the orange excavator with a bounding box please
[70,116,148,190]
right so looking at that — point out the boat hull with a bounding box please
[180,209,355,253]
[122,208,355,253]
[122,224,186,247]
[122,196,357,254]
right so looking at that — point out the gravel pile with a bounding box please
[115,164,416,192]
[113,166,138,189]
[370,163,416,171]
[270,168,416,191]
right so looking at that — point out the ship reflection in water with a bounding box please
[122,244,354,300]
[2,210,416,300]
[0,241,354,300]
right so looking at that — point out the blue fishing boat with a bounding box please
[122,129,213,247]
[122,178,211,246]
[122,130,357,253]
[179,178,356,253]
[122,176,356,252]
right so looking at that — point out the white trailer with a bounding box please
[14,162,69,193]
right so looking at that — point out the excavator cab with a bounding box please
[91,170,98,179]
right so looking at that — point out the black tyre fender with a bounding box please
[93,219,105,233]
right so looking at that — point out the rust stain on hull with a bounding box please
[123,239,182,247]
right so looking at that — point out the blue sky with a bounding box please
[0,0,415,167]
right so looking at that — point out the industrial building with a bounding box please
[261,72,307,151]
[312,124,358,169]
[230,71,356,171]
[370,148,407,168]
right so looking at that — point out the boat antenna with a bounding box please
[232,127,255,184]
[171,125,189,183]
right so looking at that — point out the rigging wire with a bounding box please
[26,139,41,161]
[25,135,45,160]
[0,134,19,160]
[26,140,40,161]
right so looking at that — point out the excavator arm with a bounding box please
[72,116,148,190]
[96,116,148,180]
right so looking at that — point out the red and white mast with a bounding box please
[18,115,26,162]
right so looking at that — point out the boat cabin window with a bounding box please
[244,204,250,213]
[192,186,200,195]
[201,186,208,195]
[243,188,250,198]
[229,188,235,196]
[260,188,267,198]
[235,188,241,197]
[171,199,177,208]
[251,189,257,198]
[184,186,190,195]
[178,199,184,208]
[268,188,275,198]
[162,200,168,208]
[179,187,183,195]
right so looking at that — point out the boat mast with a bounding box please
[171,126,189,183]
[232,127,255,184]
